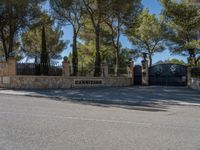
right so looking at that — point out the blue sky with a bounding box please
[47,0,187,64]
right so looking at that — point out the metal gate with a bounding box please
[149,64,187,86]
[134,65,142,85]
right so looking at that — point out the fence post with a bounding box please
[101,63,108,77]
[62,60,70,77]
[8,57,16,76]
[141,60,149,86]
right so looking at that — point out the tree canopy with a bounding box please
[1,0,200,77]
[161,0,200,64]
[21,13,66,63]
[126,9,167,67]
[50,0,84,75]
[0,0,45,61]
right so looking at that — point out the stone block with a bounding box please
[3,77,10,84]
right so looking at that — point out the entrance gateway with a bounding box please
[134,64,187,86]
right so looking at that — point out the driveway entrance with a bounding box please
[134,64,188,86]
[149,64,187,86]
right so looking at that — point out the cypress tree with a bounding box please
[40,25,49,75]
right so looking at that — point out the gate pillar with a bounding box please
[187,67,191,87]
[101,63,108,77]
[62,60,70,77]
[187,54,195,87]
[141,60,149,86]
[8,57,16,76]
[127,61,134,78]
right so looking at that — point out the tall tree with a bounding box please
[50,0,83,76]
[22,14,66,63]
[126,9,166,67]
[0,0,45,61]
[83,0,111,76]
[105,0,141,75]
[0,42,4,61]
[78,17,115,75]
[40,25,48,75]
[161,0,200,64]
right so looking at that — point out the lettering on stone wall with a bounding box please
[74,79,103,86]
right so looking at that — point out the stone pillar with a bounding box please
[8,57,16,76]
[127,61,134,78]
[62,60,70,77]
[187,55,195,87]
[187,67,192,87]
[141,60,149,86]
[101,63,108,77]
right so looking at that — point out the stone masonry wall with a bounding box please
[0,62,9,87]
[0,57,134,89]
[104,77,133,87]
[0,62,9,76]
[10,76,73,89]
[8,76,133,89]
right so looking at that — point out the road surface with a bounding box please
[0,87,200,150]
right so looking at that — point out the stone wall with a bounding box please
[0,57,133,89]
[104,77,133,87]
[0,62,9,87]
[190,78,200,91]
[7,76,133,89]
[0,62,9,76]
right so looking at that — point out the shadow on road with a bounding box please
[60,98,169,112]
[2,86,200,112]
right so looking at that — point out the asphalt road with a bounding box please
[0,89,200,150]
[1,86,200,106]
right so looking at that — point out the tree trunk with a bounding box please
[115,20,121,76]
[196,56,200,64]
[72,29,78,76]
[149,54,152,67]
[115,49,120,76]
[0,29,8,61]
[8,26,14,57]
[35,55,38,63]
[94,23,101,77]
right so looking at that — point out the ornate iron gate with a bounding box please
[149,64,187,86]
